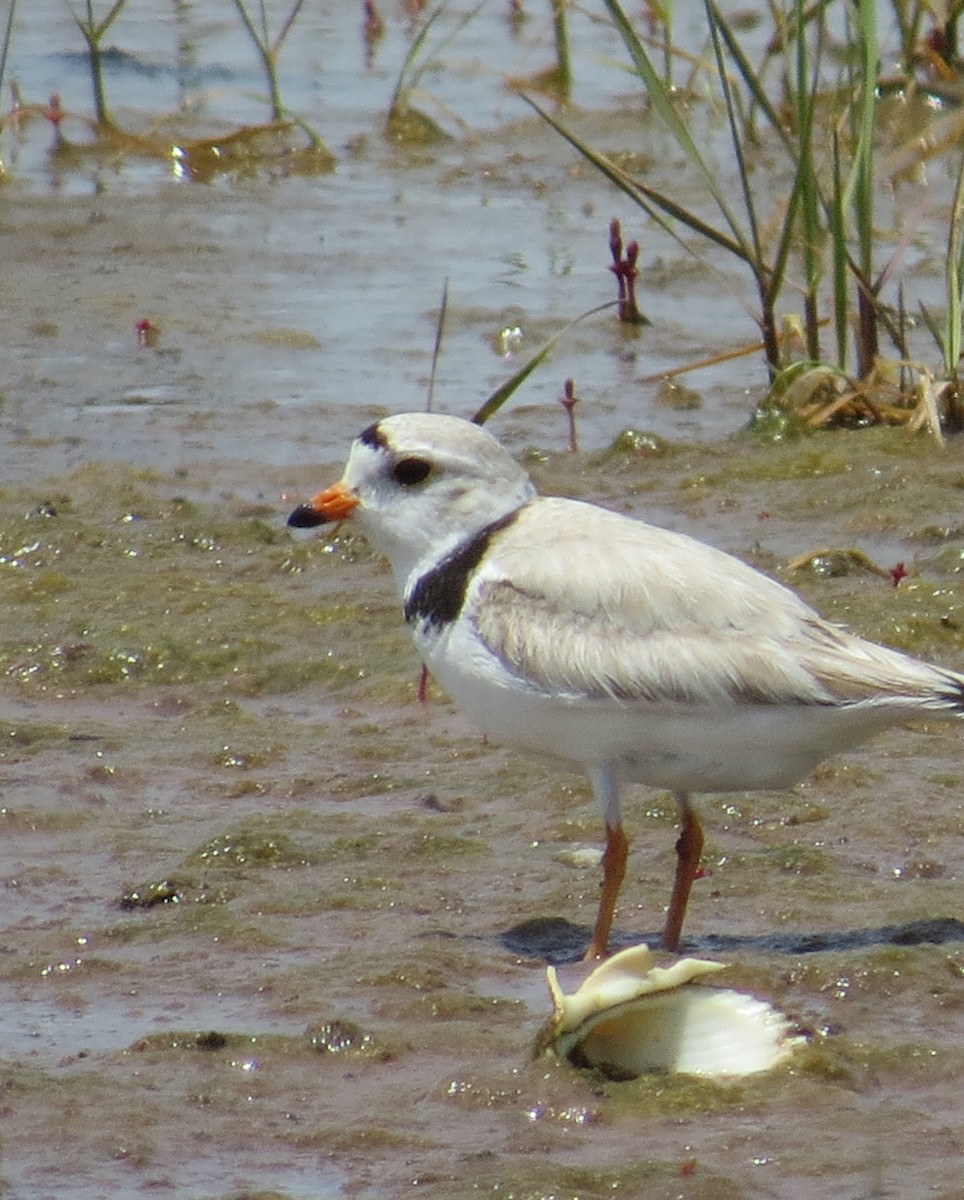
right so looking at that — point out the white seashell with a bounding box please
[536,943,803,1080]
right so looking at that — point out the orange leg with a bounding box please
[584,821,628,960]
[660,792,703,953]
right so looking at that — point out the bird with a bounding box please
[288,411,964,958]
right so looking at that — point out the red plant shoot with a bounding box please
[363,0,384,52]
[43,94,63,127]
[43,94,67,150]
[135,319,159,349]
[608,219,649,325]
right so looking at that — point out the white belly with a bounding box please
[416,622,908,794]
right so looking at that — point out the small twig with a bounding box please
[638,317,831,383]
[560,378,580,451]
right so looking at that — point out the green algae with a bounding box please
[0,466,409,700]
[319,824,486,867]
[429,1159,747,1200]
[184,824,312,870]
[798,1034,964,1086]
[121,804,362,876]
[761,843,830,875]
[683,438,851,486]
[119,875,200,909]
[130,1022,397,1067]
[212,742,286,770]
[927,771,962,788]
[0,806,95,835]
[2,722,74,752]
[605,428,673,457]
[306,1018,396,1061]
[204,1192,294,1200]
[131,1029,299,1056]
[602,1072,745,1118]
[919,545,964,576]
[16,952,123,984]
[789,547,888,579]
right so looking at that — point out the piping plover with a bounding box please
[288,412,964,957]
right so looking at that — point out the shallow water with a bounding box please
[2,5,964,1200]
[4,1,957,482]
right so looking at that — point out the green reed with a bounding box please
[522,0,905,392]
[550,0,572,102]
[0,0,16,102]
[920,153,964,384]
[66,0,129,126]
[845,0,879,378]
[386,0,485,141]
[471,301,617,426]
[230,0,307,121]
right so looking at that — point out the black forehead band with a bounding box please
[358,422,389,450]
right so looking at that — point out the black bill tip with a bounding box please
[287,503,325,529]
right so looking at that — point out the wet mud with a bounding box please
[2,428,964,1199]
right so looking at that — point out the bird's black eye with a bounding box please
[391,457,432,486]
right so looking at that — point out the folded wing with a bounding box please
[469,498,964,713]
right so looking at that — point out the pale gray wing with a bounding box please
[469,498,964,710]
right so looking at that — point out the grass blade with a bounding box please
[705,0,792,156]
[388,0,485,123]
[521,94,749,263]
[0,0,17,98]
[945,152,964,375]
[829,130,849,370]
[426,277,449,413]
[599,0,752,258]
[471,301,617,426]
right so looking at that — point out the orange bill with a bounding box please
[287,480,358,528]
